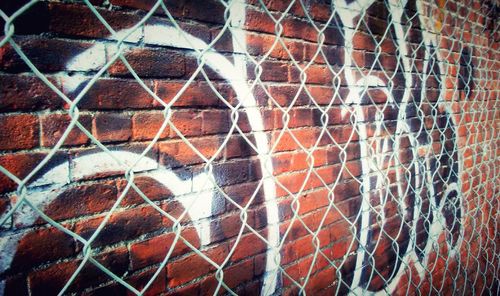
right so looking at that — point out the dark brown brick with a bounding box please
[0,114,39,151]
[0,37,102,73]
[76,78,155,110]
[93,113,132,143]
[0,74,62,112]
[73,206,163,248]
[41,113,92,147]
[108,48,185,78]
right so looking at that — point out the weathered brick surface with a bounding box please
[0,74,63,111]
[93,112,132,143]
[41,113,93,147]
[0,0,497,295]
[0,114,39,150]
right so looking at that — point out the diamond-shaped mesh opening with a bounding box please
[0,0,498,295]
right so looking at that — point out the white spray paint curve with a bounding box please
[334,0,464,294]
[0,0,467,294]
[0,1,281,295]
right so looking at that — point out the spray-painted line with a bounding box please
[334,0,464,294]
[334,1,384,293]
[0,1,281,294]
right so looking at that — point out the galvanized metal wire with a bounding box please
[0,0,498,295]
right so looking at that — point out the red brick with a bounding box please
[248,60,289,82]
[86,268,168,296]
[127,267,167,296]
[108,47,185,78]
[224,135,257,160]
[281,234,320,265]
[249,206,269,230]
[0,196,10,219]
[73,206,163,247]
[289,64,333,85]
[0,37,101,73]
[298,188,331,215]
[47,3,142,40]
[28,247,128,295]
[184,54,229,81]
[130,227,199,270]
[167,244,228,287]
[328,238,353,261]
[246,33,272,56]
[10,227,75,273]
[243,7,277,35]
[0,74,62,112]
[288,108,313,128]
[283,255,329,287]
[223,181,264,211]
[76,78,155,110]
[271,128,318,152]
[253,253,267,278]
[159,136,223,168]
[323,25,344,46]
[211,28,235,53]
[247,0,291,11]
[279,210,334,242]
[131,111,170,141]
[165,281,200,295]
[117,176,173,206]
[41,113,92,147]
[352,32,376,51]
[305,44,344,66]
[168,110,203,138]
[282,18,317,42]
[304,267,335,294]
[0,114,39,151]
[308,2,332,22]
[153,81,229,108]
[196,274,223,295]
[247,33,305,61]
[182,0,226,24]
[361,88,392,104]
[41,181,117,222]
[28,259,79,295]
[0,152,68,193]
[214,160,250,186]
[202,110,231,135]
[307,85,348,105]
[230,232,267,262]
[378,54,398,71]
[223,259,254,289]
[233,109,269,133]
[208,212,248,243]
[238,279,263,296]
[314,107,351,126]
[93,113,132,143]
[322,126,359,145]
[268,85,310,107]
[272,149,327,176]
[272,151,301,175]
[273,170,317,196]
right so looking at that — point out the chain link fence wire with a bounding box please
[0,0,498,295]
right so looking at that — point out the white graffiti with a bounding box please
[335,0,464,294]
[0,1,281,295]
[0,0,467,295]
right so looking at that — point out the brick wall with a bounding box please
[0,0,498,295]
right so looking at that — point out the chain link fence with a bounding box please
[0,0,498,295]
